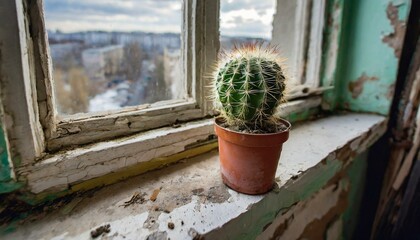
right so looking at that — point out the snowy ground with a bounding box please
[88,82,131,112]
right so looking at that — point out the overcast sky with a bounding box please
[44,0,275,38]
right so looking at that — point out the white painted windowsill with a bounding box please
[7,113,387,240]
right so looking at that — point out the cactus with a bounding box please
[213,44,287,130]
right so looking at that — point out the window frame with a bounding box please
[0,0,340,194]
[27,0,219,152]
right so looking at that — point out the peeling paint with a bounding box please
[348,74,379,99]
[382,3,407,58]
[298,183,348,239]
[325,0,410,115]
[2,114,387,239]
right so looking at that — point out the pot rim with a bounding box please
[214,117,291,136]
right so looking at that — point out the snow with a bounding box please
[88,82,130,112]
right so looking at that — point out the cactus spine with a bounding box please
[213,45,286,129]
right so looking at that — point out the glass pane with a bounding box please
[44,0,184,115]
[220,0,306,85]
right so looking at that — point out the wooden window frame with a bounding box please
[0,0,337,194]
[27,0,219,152]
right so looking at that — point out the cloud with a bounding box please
[220,0,275,39]
[44,0,182,33]
[44,0,276,38]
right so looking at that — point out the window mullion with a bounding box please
[304,0,326,88]
[193,0,220,115]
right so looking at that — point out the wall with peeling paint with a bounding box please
[324,0,410,115]
[256,152,368,239]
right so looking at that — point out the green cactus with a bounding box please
[213,45,287,129]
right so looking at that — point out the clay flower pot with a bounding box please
[214,117,291,195]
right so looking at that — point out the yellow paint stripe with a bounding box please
[69,142,218,193]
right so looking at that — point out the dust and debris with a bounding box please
[145,231,168,240]
[382,3,406,58]
[144,211,162,230]
[90,224,111,238]
[181,220,184,226]
[155,207,170,213]
[168,222,175,230]
[188,228,204,240]
[348,73,379,98]
[153,206,171,213]
[206,185,231,203]
[150,189,161,202]
[120,192,147,207]
[192,188,205,195]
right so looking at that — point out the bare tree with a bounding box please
[123,41,143,81]
[68,68,89,113]
[53,67,90,114]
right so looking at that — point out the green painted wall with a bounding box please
[0,122,20,193]
[342,151,368,239]
[323,0,410,115]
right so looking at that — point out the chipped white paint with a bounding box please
[156,193,262,239]
[19,119,214,193]
[304,0,326,87]
[276,96,322,118]
[7,113,387,240]
[257,183,342,240]
[0,1,45,165]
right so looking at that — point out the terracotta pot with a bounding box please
[214,117,291,195]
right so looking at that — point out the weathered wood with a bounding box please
[27,0,57,140]
[18,119,215,193]
[0,1,45,165]
[276,96,322,118]
[372,7,420,236]
[392,154,420,238]
[392,83,420,190]
[48,101,204,151]
[304,0,326,87]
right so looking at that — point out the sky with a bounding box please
[44,0,276,39]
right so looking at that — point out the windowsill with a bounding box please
[6,113,387,239]
[18,97,322,195]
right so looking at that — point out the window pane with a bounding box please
[44,0,184,115]
[220,0,307,85]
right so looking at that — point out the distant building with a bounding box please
[49,42,82,60]
[48,30,181,53]
[82,45,124,83]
